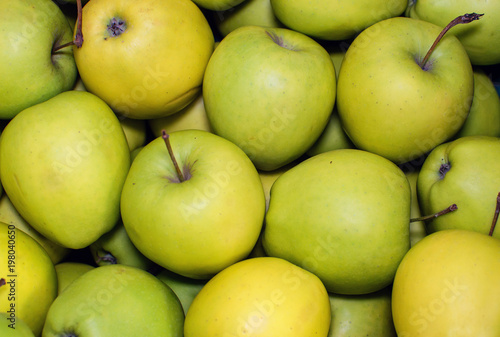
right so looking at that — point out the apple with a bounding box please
[405,170,427,247]
[120,129,266,279]
[54,262,95,294]
[0,222,58,336]
[392,229,500,336]
[73,0,215,119]
[258,160,298,211]
[191,0,246,11]
[0,313,35,337]
[0,193,69,264]
[269,0,407,41]
[337,16,475,164]
[156,268,207,315]
[328,286,397,337]
[118,117,147,152]
[203,25,336,171]
[417,135,500,238]
[407,0,500,65]
[184,256,331,337]
[213,0,283,37]
[0,90,131,249]
[263,149,411,295]
[42,264,184,337]
[89,220,156,271]
[0,0,77,119]
[147,93,213,138]
[454,68,500,138]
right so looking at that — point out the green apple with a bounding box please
[0,222,58,336]
[156,268,207,315]
[130,146,144,162]
[270,0,407,41]
[0,193,69,264]
[147,93,213,138]
[54,262,95,295]
[89,220,155,271]
[337,16,474,164]
[184,256,331,337]
[192,0,246,11]
[0,90,131,249]
[0,313,35,337]
[213,0,283,37]
[328,286,397,337]
[42,264,184,337]
[0,0,77,119]
[407,0,500,65]
[392,229,500,336]
[405,170,427,247]
[121,130,266,279]
[417,136,500,238]
[454,68,500,138]
[118,117,147,152]
[203,26,336,171]
[73,0,214,119]
[258,160,298,211]
[263,149,411,295]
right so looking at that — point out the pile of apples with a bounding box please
[1,0,500,336]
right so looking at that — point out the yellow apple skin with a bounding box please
[184,257,331,337]
[54,262,95,295]
[73,0,214,119]
[392,229,500,337]
[0,313,35,337]
[192,0,245,11]
[118,117,147,152]
[0,222,58,336]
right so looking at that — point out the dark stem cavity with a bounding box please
[0,278,5,287]
[96,251,117,265]
[265,30,297,51]
[439,162,451,179]
[410,203,458,223]
[107,17,127,37]
[488,192,500,236]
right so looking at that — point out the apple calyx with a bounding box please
[0,278,5,287]
[107,18,127,37]
[488,192,500,236]
[410,203,458,223]
[52,0,84,52]
[162,130,188,183]
[419,12,484,71]
[96,251,117,265]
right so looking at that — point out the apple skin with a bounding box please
[0,0,77,119]
[0,91,131,249]
[73,0,214,119]
[42,264,184,337]
[0,222,58,336]
[416,136,500,239]
[270,0,407,41]
[184,257,331,337]
[192,0,246,11]
[118,117,147,152]
[203,25,336,171]
[0,313,35,337]
[54,262,95,295]
[407,0,500,65]
[337,16,473,164]
[120,130,266,279]
[328,286,397,337]
[392,229,500,337]
[263,149,411,295]
[454,68,500,138]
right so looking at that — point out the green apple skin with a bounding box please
[454,68,500,138]
[213,0,283,37]
[270,0,407,41]
[90,221,155,271]
[417,136,500,239]
[0,222,58,336]
[263,149,411,295]
[0,313,35,337]
[203,26,336,171]
[328,286,397,337]
[405,170,427,247]
[148,93,213,138]
[120,130,266,279]
[54,262,95,295]
[0,193,70,264]
[0,91,131,249]
[192,0,246,11]
[156,269,207,315]
[118,117,147,152]
[42,264,184,337]
[337,17,473,164]
[407,0,500,65]
[0,0,77,119]
[392,229,500,337]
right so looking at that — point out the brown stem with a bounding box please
[52,0,84,53]
[0,278,5,287]
[410,204,458,223]
[420,13,483,70]
[488,192,500,236]
[162,130,185,182]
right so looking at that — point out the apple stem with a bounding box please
[410,203,458,223]
[488,192,500,236]
[419,13,483,70]
[162,130,185,182]
[0,278,5,287]
[52,0,84,53]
